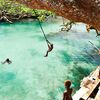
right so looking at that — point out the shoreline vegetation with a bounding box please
[0,0,76,32]
[0,0,54,23]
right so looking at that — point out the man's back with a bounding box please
[63,88,73,100]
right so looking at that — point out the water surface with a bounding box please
[0,20,100,100]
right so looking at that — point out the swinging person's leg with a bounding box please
[44,51,49,57]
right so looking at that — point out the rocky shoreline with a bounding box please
[0,13,39,23]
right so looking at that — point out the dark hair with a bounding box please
[64,80,71,88]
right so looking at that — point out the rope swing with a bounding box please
[33,10,53,57]
[89,41,100,55]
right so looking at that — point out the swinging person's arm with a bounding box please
[48,44,51,49]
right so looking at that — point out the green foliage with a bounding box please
[0,0,31,14]
[0,0,52,20]
[34,10,53,21]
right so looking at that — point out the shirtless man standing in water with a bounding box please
[63,80,73,100]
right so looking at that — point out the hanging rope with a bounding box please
[33,10,53,57]
[89,41,99,51]
[89,41,100,55]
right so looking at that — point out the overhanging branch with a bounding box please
[15,0,100,30]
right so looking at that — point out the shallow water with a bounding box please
[0,20,100,100]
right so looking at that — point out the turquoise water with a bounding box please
[0,20,100,100]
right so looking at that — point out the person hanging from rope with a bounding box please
[33,9,54,57]
[89,41,100,55]
[44,40,53,57]
[86,25,100,37]
[38,20,54,57]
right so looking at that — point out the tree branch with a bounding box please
[15,0,100,30]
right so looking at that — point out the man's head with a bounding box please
[64,80,71,89]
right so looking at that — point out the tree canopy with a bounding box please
[0,0,53,22]
[15,0,100,30]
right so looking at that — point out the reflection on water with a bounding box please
[0,20,100,100]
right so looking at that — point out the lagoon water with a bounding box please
[0,19,100,100]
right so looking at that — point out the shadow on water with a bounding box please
[67,62,94,92]
[58,50,72,65]
[0,71,27,100]
[0,72,15,83]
